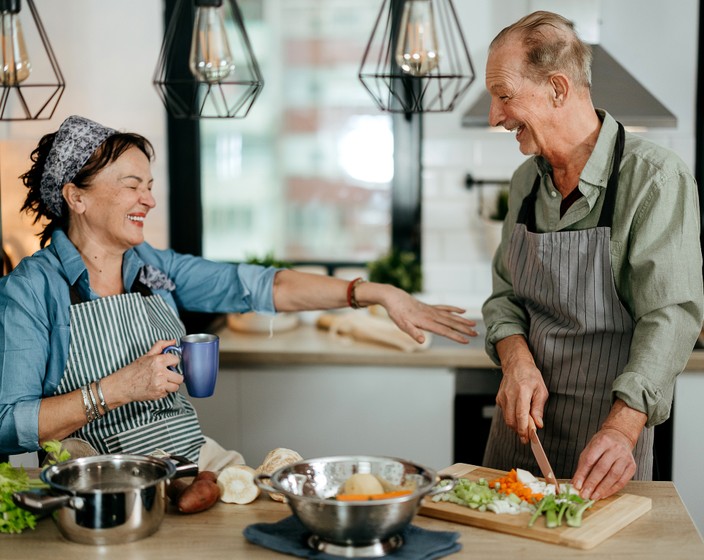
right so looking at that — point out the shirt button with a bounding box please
[551,191,557,198]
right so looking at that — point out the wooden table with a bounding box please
[3,480,702,559]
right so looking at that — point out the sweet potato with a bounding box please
[177,479,221,514]
[167,479,190,504]
[195,470,218,484]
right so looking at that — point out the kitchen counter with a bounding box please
[217,320,495,368]
[216,320,704,371]
[4,479,702,559]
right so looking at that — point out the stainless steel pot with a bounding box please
[13,454,197,545]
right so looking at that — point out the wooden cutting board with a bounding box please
[419,463,652,550]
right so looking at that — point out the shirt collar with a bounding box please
[48,229,146,298]
[532,109,620,209]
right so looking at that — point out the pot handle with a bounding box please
[426,474,457,497]
[13,490,74,515]
[254,473,277,494]
[166,455,199,479]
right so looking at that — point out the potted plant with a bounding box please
[367,249,422,294]
[227,252,300,333]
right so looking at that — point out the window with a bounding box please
[167,0,421,267]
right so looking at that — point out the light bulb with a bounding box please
[394,0,440,77]
[189,2,235,84]
[0,0,31,86]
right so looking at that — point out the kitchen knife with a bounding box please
[528,423,561,493]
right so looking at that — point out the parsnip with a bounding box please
[217,465,260,504]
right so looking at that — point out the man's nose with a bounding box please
[488,97,504,127]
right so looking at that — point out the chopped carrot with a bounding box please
[488,469,543,504]
[336,490,413,501]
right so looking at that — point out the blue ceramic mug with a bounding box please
[162,333,219,398]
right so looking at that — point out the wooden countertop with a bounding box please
[217,321,704,371]
[4,480,702,559]
[218,321,496,369]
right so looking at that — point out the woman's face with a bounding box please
[68,146,155,252]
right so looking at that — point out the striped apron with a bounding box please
[483,123,654,480]
[54,278,206,462]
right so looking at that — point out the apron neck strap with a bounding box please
[596,121,625,228]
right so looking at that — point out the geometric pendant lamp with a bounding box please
[359,0,475,113]
[0,0,65,121]
[153,0,263,119]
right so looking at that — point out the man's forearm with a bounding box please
[601,398,647,448]
[496,334,535,369]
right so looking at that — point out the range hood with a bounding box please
[462,44,677,128]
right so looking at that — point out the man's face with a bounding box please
[485,39,556,156]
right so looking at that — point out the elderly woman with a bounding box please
[0,115,476,470]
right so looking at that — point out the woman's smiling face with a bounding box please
[485,39,556,157]
[70,146,155,252]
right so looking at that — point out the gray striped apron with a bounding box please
[54,277,206,462]
[483,123,654,480]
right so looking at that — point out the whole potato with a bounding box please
[342,473,384,496]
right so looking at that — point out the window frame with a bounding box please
[164,0,422,272]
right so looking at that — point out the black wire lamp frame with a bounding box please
[0,0,64,121]
[359,0,475,113]
[153,0,263,119]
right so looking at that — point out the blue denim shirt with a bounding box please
[0,229,277,453]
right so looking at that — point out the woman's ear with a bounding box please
[62,183,85,214]
[550,73,569,106]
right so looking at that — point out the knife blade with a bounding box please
[528,424,561,493]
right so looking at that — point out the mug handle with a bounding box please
[162,345,182,373]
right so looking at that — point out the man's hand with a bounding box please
[495,335,549,444]
[572,399,647,500]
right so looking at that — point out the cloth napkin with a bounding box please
[243,515,461,559]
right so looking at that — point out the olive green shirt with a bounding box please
[482,110,704,427]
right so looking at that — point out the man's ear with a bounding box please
[62,183,85,214]
[550,73,569,106]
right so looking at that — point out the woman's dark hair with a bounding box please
[20,132,154,247]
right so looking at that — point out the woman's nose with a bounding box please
[141,189,156,208]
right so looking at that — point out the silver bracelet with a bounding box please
[80,385,96,423]
[87,383,101,420]
[96,378,110,413]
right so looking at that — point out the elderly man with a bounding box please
[481,11,703,501]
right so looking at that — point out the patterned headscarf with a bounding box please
[40,115,117,218]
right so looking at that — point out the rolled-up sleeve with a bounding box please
[612,166,704,426]
[0,272,52,453]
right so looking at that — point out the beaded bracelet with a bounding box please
[96,378,110,414]
[346,277,366,309]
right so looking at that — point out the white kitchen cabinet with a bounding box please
[672,371,704,535]
[190,365,455,471]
